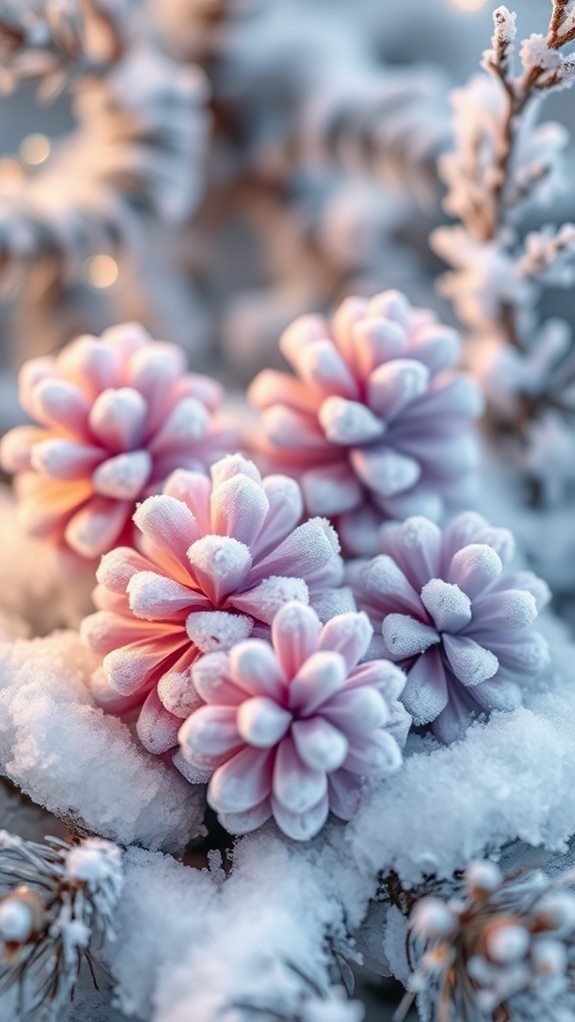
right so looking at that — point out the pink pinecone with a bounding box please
[82,455,347,756]
[178,601,409,841]
[0,323,234,558]
[249,290,483,555]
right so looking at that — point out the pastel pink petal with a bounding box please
[148,398,209,454]
[81,610,167,654]
[486,634,549,676]
[408,374,483,419]
[228,639,286,698]
[57,336,121,394]
[356,556,423,618]
[90,666,144,716]
[218,798,273,835]
[228,576,309,626]
[210,474,270,546]
[402,648,449,725]
[407,323,460,374]
[279,313,333,366]
[31,439,105,480]
[261,405,329,451]
[136,688,181,754]
[300,462,362,517]
[420,579,472,633]
[18,357,56,417]
[173,750,213,784]
[1,426,49,472]
[367,359,430,421]
[271,602,322,678]
[248,369,318,414]
[328,769,362,820]
[127,571,201,619]
[443,634,499,687]
[350,447,421,498]
[192,651,243,705]
[318,611,373,670]
[91,585,130,614]
[322,686,389,734]
[380,517,442,590]
[318,397,384,445]
[273,734,327,813]
[162,470,212,532]
[367,290,411,328]
[345,730,402,776]
[32,378,90,432]
[187,535,252,603]
[16,475,92,537]
[178,705,241,759]
[505,571,550,612]
[208,746,274,813]
[157,662,203,718]
[448,543,503,598]
[289,650,347,714]
[470,590,538,630]
[271,791,329,841]
[100,322,151,357]
[351,317,406,377]
[331,295,369,369]
[471,677,523,712]
[293,337,360,399]
[211,454,261,487]
[348,661,406,701]
[96,546,155,594]
[251,518,340,587]
[250,475,303,559]
[337,503,383,558]
[89,388,147,451]
[185,610,254,654]
[127,342,186,424]
[103,634,187,694]
[173,372,222,413]
[134,495,200,581]
[379,486,443,523]
[93,450,152,500]
[65,498,131,557]
[237,696,292,748]
[292,717,348,772]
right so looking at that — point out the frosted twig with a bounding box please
[0,832,122,1019]
[0,0,127,100]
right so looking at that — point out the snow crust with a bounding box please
[0,631,204,852]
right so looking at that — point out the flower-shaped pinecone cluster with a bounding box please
[178,601,410,840]
[350,513,550,743]
[82,455,346,755]
[0,323,234,558]
[249,289,483,555]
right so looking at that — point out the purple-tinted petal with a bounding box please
[420,579,472,633]
[401,648,448,725]
[209,746,274,813]
[292,717,348,772]
[273,734,327,813]
[318,611,373,670]
[229,639,286,698]
[443,634,499,687]
[288,650,347,714]
[271,602,322,677]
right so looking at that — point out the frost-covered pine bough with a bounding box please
[1,3,575,1022]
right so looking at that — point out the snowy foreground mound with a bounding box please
[1,606,575,1020]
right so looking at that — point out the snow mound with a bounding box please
[0,631,204,852]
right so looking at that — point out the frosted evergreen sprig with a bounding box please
[0,0,127,100]
[229,959,364,1022]
[0,831,122,1019]
[432,3,575,503]
[397,860,575,1022]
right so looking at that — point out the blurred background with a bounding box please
[0,0,572,434]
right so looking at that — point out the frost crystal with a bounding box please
[179,601,409,840]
